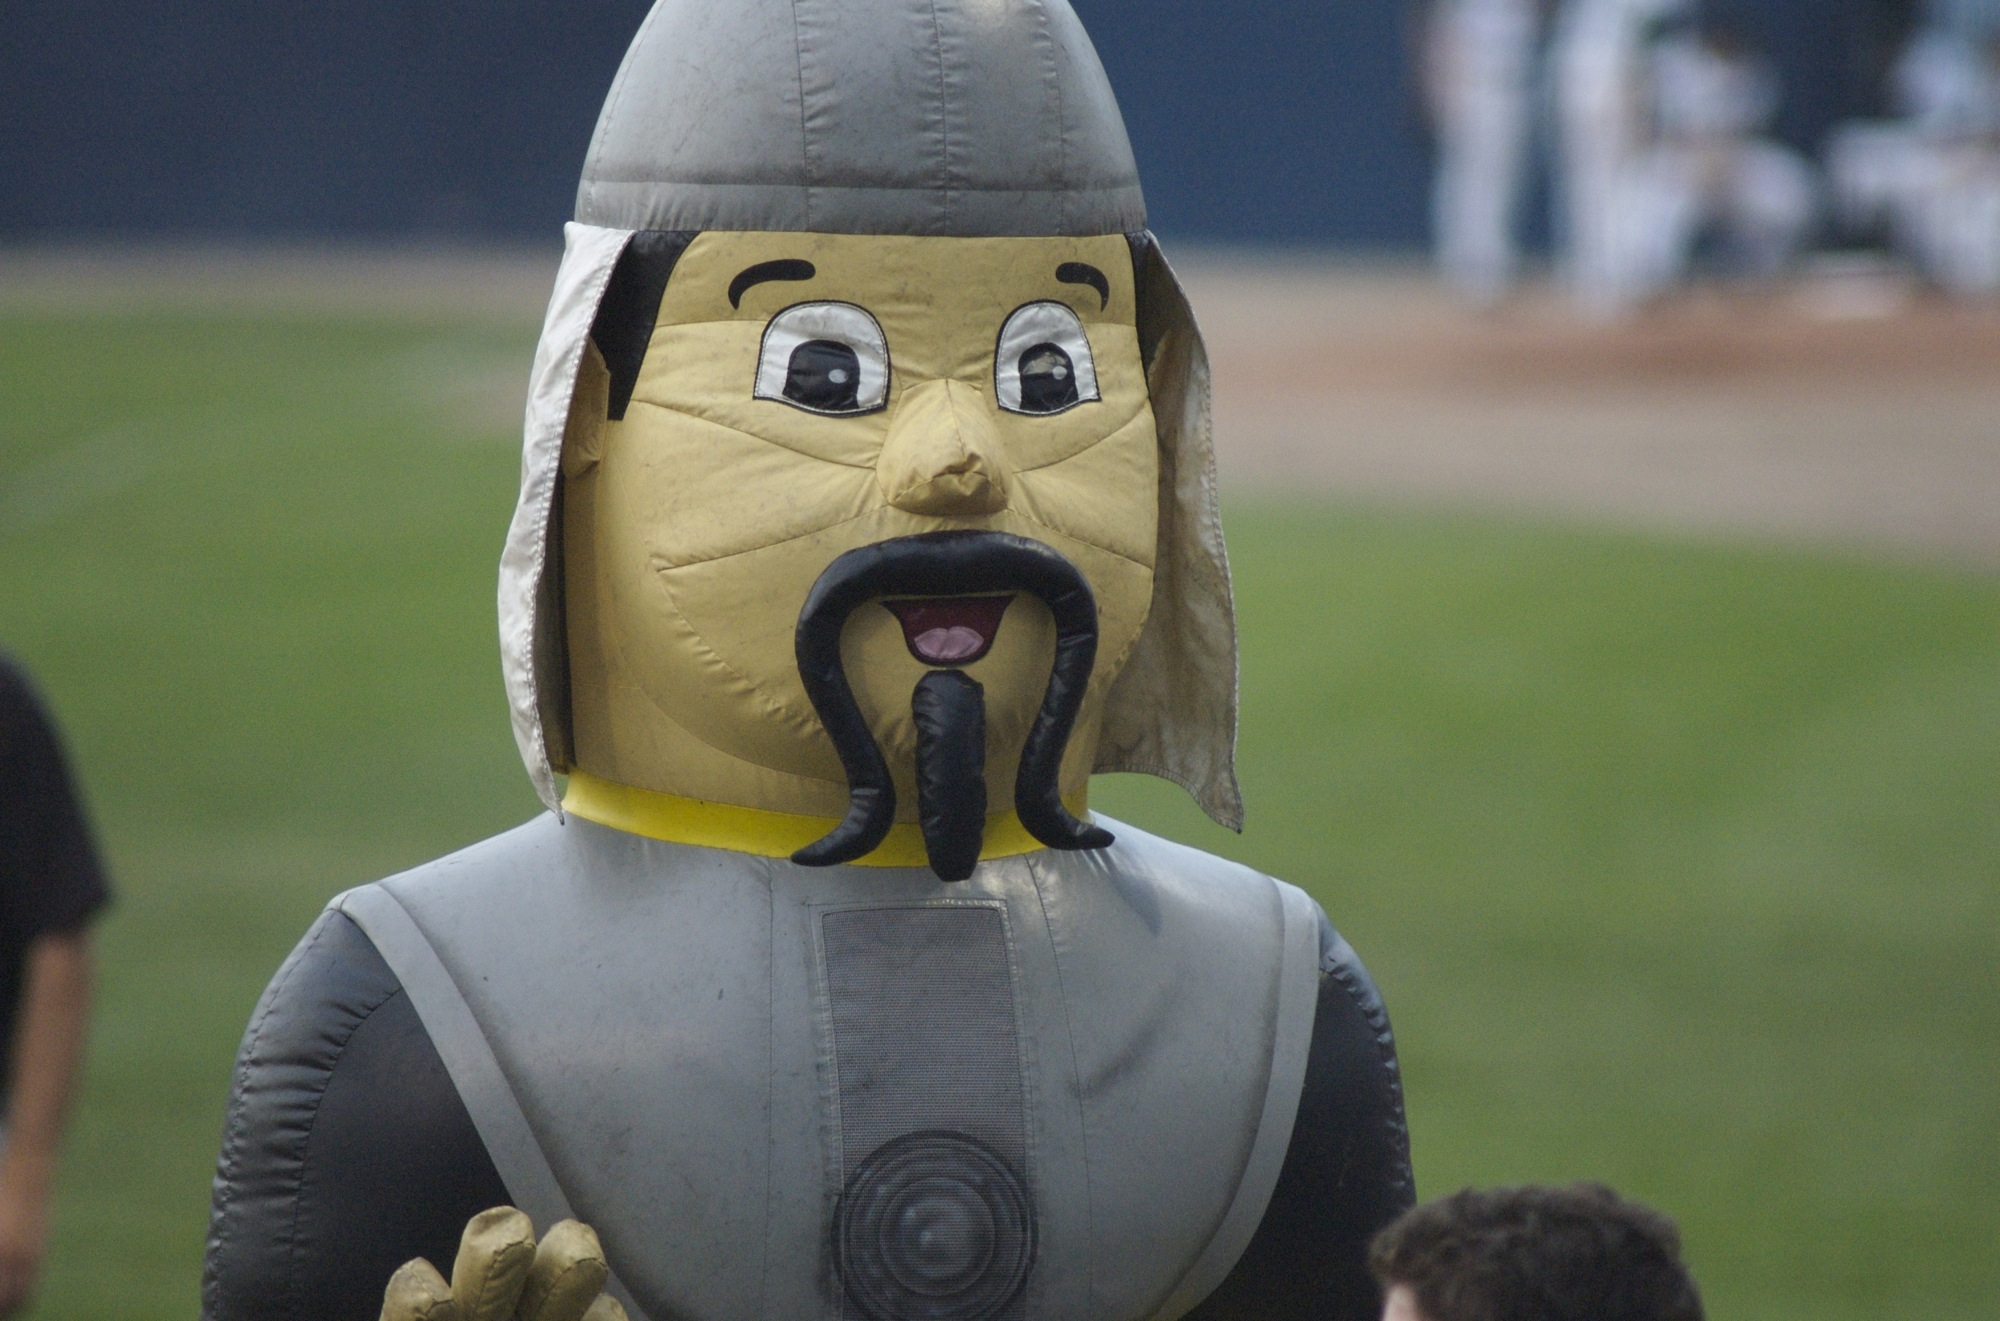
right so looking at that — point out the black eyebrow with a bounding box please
[729,259,816,308]
[1056,262,1109,309]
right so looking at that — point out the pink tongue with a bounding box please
[884,595,1013,666]
[913,626,986,663]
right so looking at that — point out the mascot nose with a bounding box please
[877,379,1011,516]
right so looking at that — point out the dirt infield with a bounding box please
[1178,255,2000,564]
[7,246,1997,564]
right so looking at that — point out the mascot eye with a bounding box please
[755,302,890,415]
[994,302,1099,415]
[785,340,862,411]
[1017,343,1077,412]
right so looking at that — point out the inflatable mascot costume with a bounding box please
[204,4,1414,1320]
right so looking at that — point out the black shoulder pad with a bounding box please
[1183,907,1417,1321]
[203,910,509,1321]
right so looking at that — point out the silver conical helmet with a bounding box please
[574,0,1146,236]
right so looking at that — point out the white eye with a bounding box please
[994,301,1099,416]
[755,302,890,414]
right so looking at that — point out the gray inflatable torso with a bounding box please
[335,814,1321,1321]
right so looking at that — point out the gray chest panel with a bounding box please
[338,816,1317,1321]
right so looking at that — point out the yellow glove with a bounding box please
[378,1206,627,1321]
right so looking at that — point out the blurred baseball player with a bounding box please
[1552,0,1691,313]
[1608,20,1817,304]
[1423,0,1550,303]
[1829,6,2000,294]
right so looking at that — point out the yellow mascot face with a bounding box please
[562,230,1159,820]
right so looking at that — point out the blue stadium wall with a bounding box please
[0,1,1913,248]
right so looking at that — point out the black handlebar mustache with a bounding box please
[791,529,1115,873]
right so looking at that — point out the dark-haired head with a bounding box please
[1369,1184,1703,1321]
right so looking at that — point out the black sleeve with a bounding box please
[0,655,111,939]
[1183,910,1417,1321]
[203,910,511,1321]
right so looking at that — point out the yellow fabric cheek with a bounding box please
[1055,535,1157,719]
[603,403,879,569]
[1009,404,1162,571]
[625,538,850,780]
[586,481,863,783]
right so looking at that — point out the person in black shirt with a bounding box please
[0,654,110,1318]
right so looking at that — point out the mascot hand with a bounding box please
[379,1206,627,1321]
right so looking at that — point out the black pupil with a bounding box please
[785,339,863,411]
[1017,342,1077,412]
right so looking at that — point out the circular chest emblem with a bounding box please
[836,1131,1035,1321]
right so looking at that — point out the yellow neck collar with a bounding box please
[561,769,1086,868]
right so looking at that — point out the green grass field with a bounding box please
[1,306,1995,1320]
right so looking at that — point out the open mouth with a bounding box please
[883,595,1014,666]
